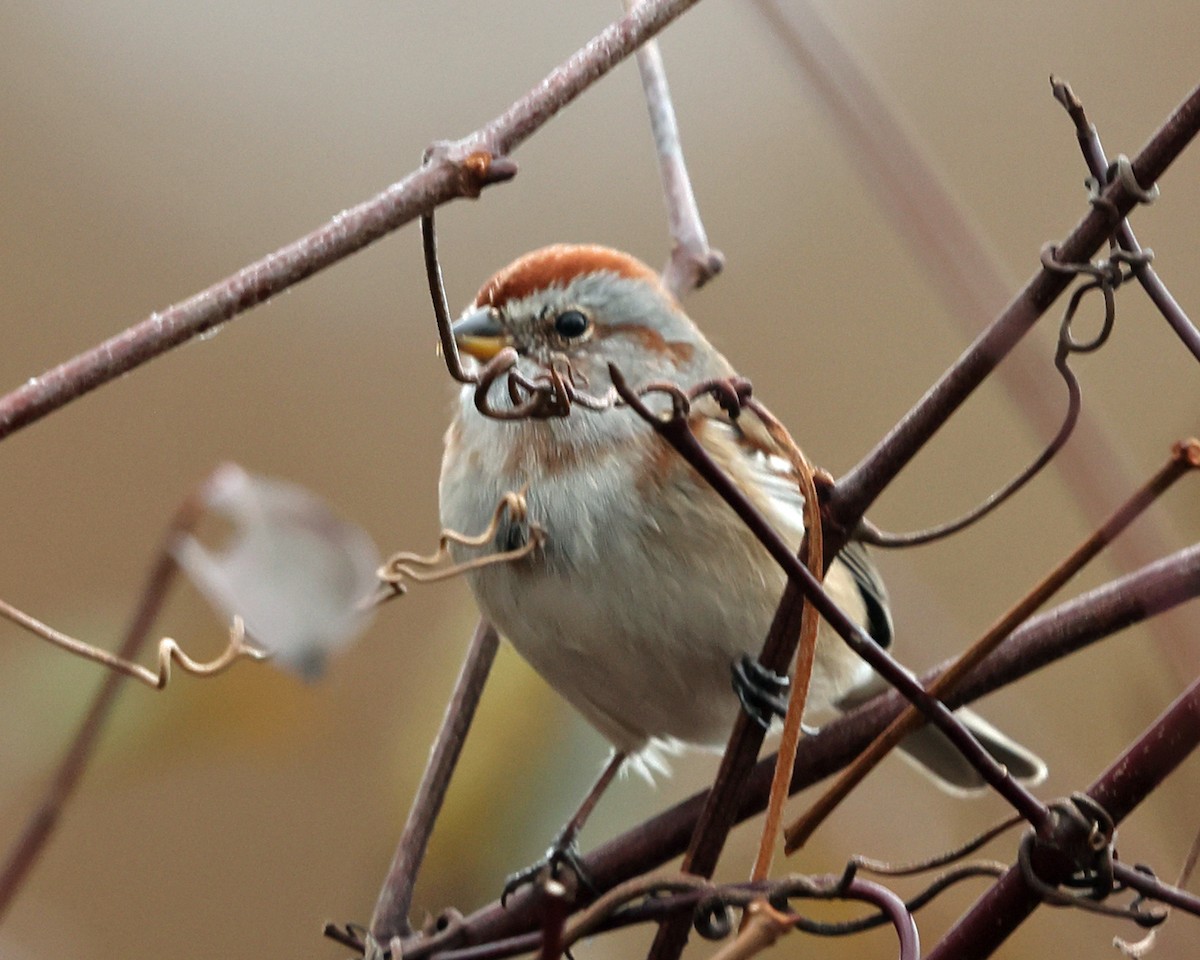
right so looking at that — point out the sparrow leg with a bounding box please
[500,750,626,907]
[731,655,819,735]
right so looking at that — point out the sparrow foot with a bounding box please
[732,656,822,735]
[732,655,790,730]
[500,833,594,908]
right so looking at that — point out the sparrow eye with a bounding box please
[554,309,590,339]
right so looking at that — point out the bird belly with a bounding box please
[469,535,770,753]
[439,411,875,756]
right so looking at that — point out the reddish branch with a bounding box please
[0,0,705,443]
[639,78,1200,960]
[786,440,1200,850]
[748,1,1186,632]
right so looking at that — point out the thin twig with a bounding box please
[0,602,263,690]
[623,0,724,296]
[0,0,706,443]
[785,439,1200,851]
[1112,862,1200,919]
[851,814,1023,877]
[368,621,501,944]
[1052,76,1200,361]
[748,1,1184,600]
[397,542,1200,957]
[0,469,220,918]
[829,78,1200,546]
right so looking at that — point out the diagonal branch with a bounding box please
[368,620,500,945]
[785,439,1200,850]
[0,0,706,443]
[748,0,1182,582]
[830,79,1200,541]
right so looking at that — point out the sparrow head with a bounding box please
[452,245,731,390]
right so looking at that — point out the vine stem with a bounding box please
[0,468,222,919]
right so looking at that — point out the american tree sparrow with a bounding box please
[439,245,1046,882]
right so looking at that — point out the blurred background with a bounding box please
[1,1,1198,957]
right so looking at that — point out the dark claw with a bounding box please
[501,837,594,908]
[731,654,790,730]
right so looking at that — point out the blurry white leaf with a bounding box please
[172,464,381,680]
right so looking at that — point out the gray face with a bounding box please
[479,270,720,390]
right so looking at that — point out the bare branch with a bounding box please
[830,79,1200,538]
[785,439,1200,850]
[368,621,500,945]
[1052,76,1200,362]
[623,0,724,297]
[748,0,1186,600]
[0,0,705,443]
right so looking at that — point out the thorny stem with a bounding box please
[829,79,1200,547]
[785,439,1200,850]
[369,621,500,944]
[927,676,1200,960]
[397,542,1200,958]
[0,0,705,442]
[623,0,724,296]
[0,470,219,919]
[1052,76,1200,362]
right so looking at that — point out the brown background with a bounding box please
[1,2,1198,958]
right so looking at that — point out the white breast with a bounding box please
[438,397,874,756]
